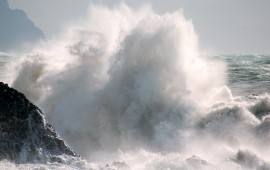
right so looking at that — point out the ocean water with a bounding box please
[0,4,270,170]
[216,54,270,96]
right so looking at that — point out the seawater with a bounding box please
[216,54,270,96]
[0,4,270,170]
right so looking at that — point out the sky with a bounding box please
[8,0,270,54]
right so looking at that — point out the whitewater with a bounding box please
[1,4,270,170]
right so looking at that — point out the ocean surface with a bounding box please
[0,5,270,170]
[216,55,270,96]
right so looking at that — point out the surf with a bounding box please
[1,4,269,170]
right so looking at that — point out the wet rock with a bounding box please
[0,82,78,163]
[249,98,270,120]
[233,150,270,170]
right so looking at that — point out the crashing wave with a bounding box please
[1,4,270,170]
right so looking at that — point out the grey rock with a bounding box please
[0,0,45,52]
[233,150,270,170]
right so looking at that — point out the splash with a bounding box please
[5,4,270,169]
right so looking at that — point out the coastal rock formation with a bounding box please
[0,82,78,163]
[233,150,270,169]
[0,0,45,52]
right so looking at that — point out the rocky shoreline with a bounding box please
[0,82,78,163]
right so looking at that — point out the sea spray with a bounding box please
[3,4,270,169]
[10,4,225,154]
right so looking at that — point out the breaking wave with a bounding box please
[2,4,270,169]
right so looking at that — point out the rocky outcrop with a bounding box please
[0,0,45,52]
[233,150,270,169]
[0,82,78,163]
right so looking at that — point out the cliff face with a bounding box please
[0,0,45,52]
[0,82,78,163]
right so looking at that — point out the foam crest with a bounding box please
[9,4,225,154]
[5,4,270,170]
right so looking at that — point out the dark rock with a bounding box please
[249,98,270,120]
[0,82,79,163]
[233,150,270,169]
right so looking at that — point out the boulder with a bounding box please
[0,82,78,163]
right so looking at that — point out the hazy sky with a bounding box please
[8,0,270,54]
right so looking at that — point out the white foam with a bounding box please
[3,4,270,170]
